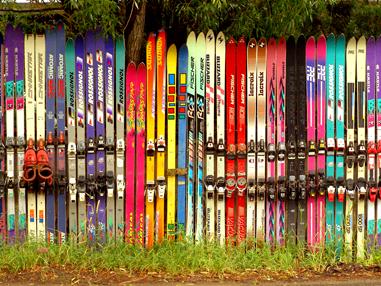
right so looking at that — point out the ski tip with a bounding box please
[268,37,276,47]
[127,61,137,70]
[197,32,205,42]
[186,31,196,47]
[367,35,375,45]
[337,33,346,42]
[258,37,266,47]
[248,38,257,49]
[227,36,236,44]
[206,29,215,42]
[137,62,146,73]
[278,37,286,46]
[179,43,188,56]
[216,31,225,44]
[168,43,177,55]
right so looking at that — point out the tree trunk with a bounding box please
[126,0,147,63]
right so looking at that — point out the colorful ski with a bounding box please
[177,44,188,239]
[215,32,226,245]
[276,37,286,246]
[236,36,247,244]
[185,32,196,239]
[56,25,66,244]
[125,62,136,244]
[205,30,216,241]
[256,38,267,244]
[115,36,125,240]
[316,35,326,247]
[75,36,87,242]
[225,37,236,243]
[14,27,26,242]
[367,36,376,252]
[344,37,356,258]
[356,36,367,260]
[95,32,106,244]
[167,44,177,240]
[306,36,316,248]
[335,34,346,255]
[105,36,115,240]
[45,27,56,243]
[195,33,206,242]
[145,33,155,246]
[246,38,257,242]
[66,38,76,240]
[266,38,276,245]
[5,24,16,243]
[36,34,46,241]
[155,30,166,243]
[136,62,146,245]
[85,31,96,244]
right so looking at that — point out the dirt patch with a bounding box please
[1,265,381,285]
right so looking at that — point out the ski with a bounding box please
[0,33,5,242]
[266,38,276,245]
[236,37,247,244]
[215,32,225,245]
[296,35,307,244]
[185,31,196,239]
[225,37,236,243]
[356,36,367,260]
[66,38,76,240]
[167,44,177,240]
[286,36,297,244]
[75,36,87,242]
[306,36,316,248]
[367,36,376,252]
[155,30,166,243]
[205,30,216,241]
[145,33,155,247]
[177,44,188,240]
[335,34,346,255]
[14,27,26,242]
[344,36,356,258]
[125,62,136,244]
[85,31,96,244]
[115,36,125,240]
[36,33,47,241]
[136,62,146,245]
[316,35,326,247]
[25,33,36,240]
[195,32,205,242]
[326,34,336,246]
[256,37,267,244]
[276,37,286,246]
[95,32,106,244]
[105,36,115,240]
[45,27,56,243]
[5,24,16,243]
[376,37,381,248]
[56,25,66,244]
[246,38,257,243]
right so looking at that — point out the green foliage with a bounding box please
[0,240,376,276]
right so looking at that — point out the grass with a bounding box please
[0,239,379,277]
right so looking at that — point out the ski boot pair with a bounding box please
[23,139,53,186]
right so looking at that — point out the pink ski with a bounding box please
[125,62,136,244]
[306,36,317,248]
[276,37,286,246]
[316,35,326,247]
[135,63,146,246]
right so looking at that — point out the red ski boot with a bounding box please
[36,139,53,186]
[23,139,37,183]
